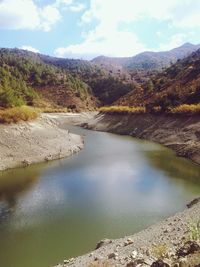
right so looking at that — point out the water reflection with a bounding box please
[144,148,200,186]
[0,167,40,222]
[0,126,200,267]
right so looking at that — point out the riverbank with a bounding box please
[0,114,83,171]
[83,113,200,165]
[50,112,200,267]
[55,199,200,267]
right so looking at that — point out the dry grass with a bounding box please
[151,243,169,259]
[99,106,146,115]
[0,106,39,124]
[169,104,200,115]
[99,104,200,115]
[41,107,69,113]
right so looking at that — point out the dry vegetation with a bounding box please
[99,103,200,115]
[99,106,146,114]
[41,107,69,113]
[0,106,39,123]
[169,103,200,115]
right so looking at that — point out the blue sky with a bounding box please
[0,0,200,59]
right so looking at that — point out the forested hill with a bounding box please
[0,48,96,111]
[40,54,136,105]
[92,43,200,71]
[0,48,137,109]
[116,48,200,111]
[1,45,200,112]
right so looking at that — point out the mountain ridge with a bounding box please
[92,43,200,71]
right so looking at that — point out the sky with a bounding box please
[0,0,200,59]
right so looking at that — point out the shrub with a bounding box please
[0,106,39,123]
[41,107,69,113]
[169,104,200,115]
[188,220,200,242]
[99,105,146,115]
[151,243,169,259]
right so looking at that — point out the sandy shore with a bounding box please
[0,113,84,171]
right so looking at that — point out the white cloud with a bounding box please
[20,45,40,53]
[80,0,200,28]
[55,0,200,59]
[55,0,74,5]
[39,5,61,31]
[0,0,62,31]
[158,34,187,51]
[69,3,86,12]
[55,30,146,59]
[0,0,40,30]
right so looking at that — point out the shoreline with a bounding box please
[83,113,200,166]
[50,112,200,267]
[55,199,200,267]
[0,114,84,172]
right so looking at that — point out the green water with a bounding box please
[0,125,200,267]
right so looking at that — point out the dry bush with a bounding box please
[0,106,39,123]
[41,107,69,113]
[99,105,146,115]
[151,243,169,259]
[169,104,200,115]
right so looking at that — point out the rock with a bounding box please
[178,258,187,267]
[187,197,200,208]
[124,238,134,246]
[95,238,112,249]
[94,256,104,261]
[108,252,118,259]
[22,159,30,166]
[126,259,144,267]
[131,250,138,259]
[151,259,170,267]
[176,241,200,257]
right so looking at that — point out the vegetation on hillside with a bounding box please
[116,48,200,113]
[99,106,145,114]
[0,106,39,123]
[92,43,200,71]
[1,46,200,117]
[0,49,96,110]
[41,54,136,104]
[100,103,200,115]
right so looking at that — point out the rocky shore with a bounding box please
[0,113,84,171]
[84,113,200,165]
[54,199,200,267]
[52,112,200,267]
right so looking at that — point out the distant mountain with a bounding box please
[116,48,200,110]
[92,43,200,71]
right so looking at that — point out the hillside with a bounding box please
[40,54,136,105]
[92,43,200,71]
[1,44,200,112]
[116,48,200,111]
[0,48,97,111]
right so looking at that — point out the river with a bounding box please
[0,125,200,267]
